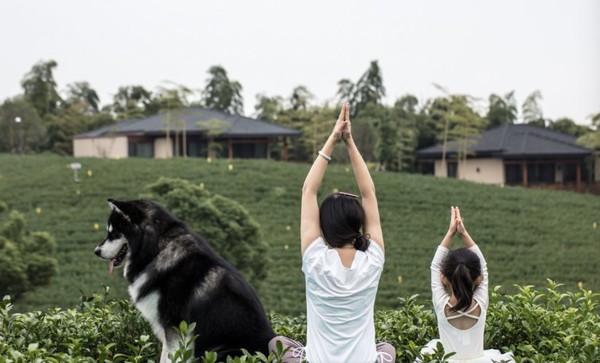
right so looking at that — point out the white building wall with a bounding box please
[154,138,173,159]
[73,137,128,158]
[434,158,505,184]
[459,158,504,184]
[434,160,446,177]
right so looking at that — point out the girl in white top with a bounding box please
[269,103,395,363]
[420,206,514,362]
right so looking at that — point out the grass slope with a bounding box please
[0,154,598,315]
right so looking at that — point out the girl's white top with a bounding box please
[302,237,384,363]
[431,245,489,359]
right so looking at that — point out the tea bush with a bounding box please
[144,177,270,290]
[1,282,598,362]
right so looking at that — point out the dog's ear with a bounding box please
[107,198,141,223]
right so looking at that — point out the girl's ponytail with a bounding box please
[450,263,474,312]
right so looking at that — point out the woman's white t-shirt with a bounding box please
[302,237,384,363]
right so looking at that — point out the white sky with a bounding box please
[1,0,599,124]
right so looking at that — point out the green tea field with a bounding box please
[0,154,598,315]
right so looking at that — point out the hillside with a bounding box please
[0,154,598,315]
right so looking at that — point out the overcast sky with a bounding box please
[1,0,599,124]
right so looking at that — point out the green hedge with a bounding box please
[1,281,598,362]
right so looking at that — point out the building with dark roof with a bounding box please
[73,107,301,160]
[416,124,595,190]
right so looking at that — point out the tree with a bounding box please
[548,117,590,137]
[372,105,398,171]
[392,96,420,171]
[426,87,487,178]
[144,178,269,290]
[45,102,112,155]
[522,90,545,127]
[153,82,192,111]
[353,60,386,116]
[153,82,194,157]
[336,79,355,105]
[20,60,62,117]
[590,112,600,130]
[254,94,284,123]
[111,85,154,120]
[289,85,313,111]
[279,104,327,162]
[65,81,100,114]
[396,94,419,114]
[0,97,45,153]
[0,202,58,301]
[201,65,243,115]
[486,91,517,128]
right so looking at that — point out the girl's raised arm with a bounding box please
[440,207,458,248]
[456,207,475,248]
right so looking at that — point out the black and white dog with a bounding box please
[94,199,275,362]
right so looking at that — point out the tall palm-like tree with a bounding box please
[522,90,545,127]
[254,94,283,123]
[336,79,355,105]
[111,85,154,120]
[201,66,243,115]
[486,91,517,128]
[21,59,62,117]
[353,60,386,116]
[154,82,193,158]
[65,82,100,114]
[429,84,486,178]
[289,85,313,111]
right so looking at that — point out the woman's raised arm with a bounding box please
[342,104,384,252]
[300,104,347,255]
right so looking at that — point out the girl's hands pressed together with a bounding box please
[456,207,467,236]
[448,206,458,235]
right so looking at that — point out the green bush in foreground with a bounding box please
[1,281,598,362]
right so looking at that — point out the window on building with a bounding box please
[505,164,523,185]
[447,162,458,178]
[527,163,555,184]
[562,163,578,183]
[420,162,434,175]
[186,140,208,157]
[233,143,267,158]
[128,142,154,158]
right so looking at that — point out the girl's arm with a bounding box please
[431,207,457,308]
[456,207,475,248]
[342,104,384,252]
[300,104,347,255]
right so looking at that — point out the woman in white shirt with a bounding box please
[269,103,395,363]
[420,206,514,362]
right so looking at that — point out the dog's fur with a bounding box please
[94,199,275,362]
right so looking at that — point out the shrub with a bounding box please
[0,282,598,362]
[0,207,58,301]
[144,177,270,290]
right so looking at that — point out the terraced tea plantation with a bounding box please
[1,154,598,315]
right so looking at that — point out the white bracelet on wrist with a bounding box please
[318,150,331,162]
